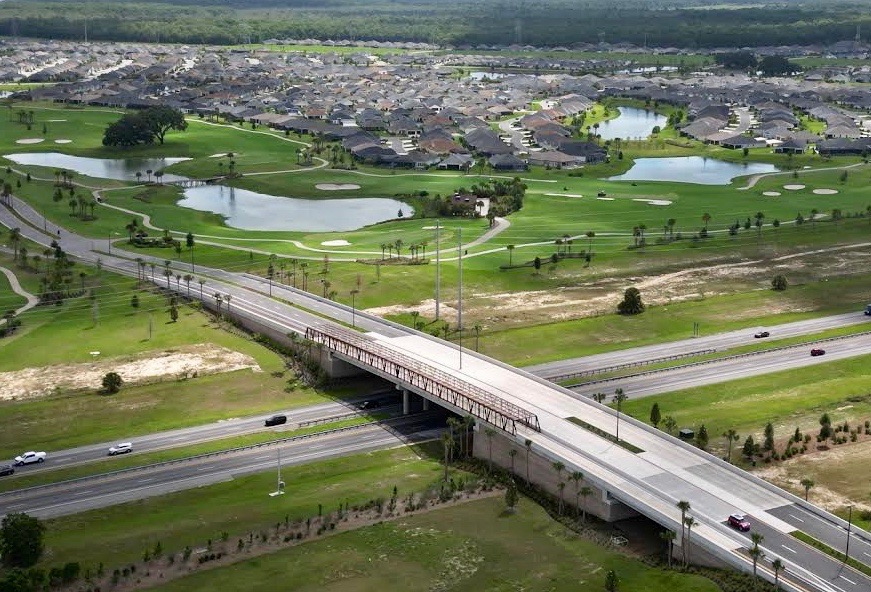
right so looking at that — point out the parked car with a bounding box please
[810,348,826,357]
[14,451,46,466]
[108,442,133,456]
[753,331,770,338]
[727,513,751,531]
[0,465,14,477]
[264,414,287,427]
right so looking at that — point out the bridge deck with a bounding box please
[305,324,541,434]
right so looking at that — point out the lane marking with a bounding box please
[839,575,857,586]
[787,513,805,523]
[253,455,271,461]
[138,478,153,483]
[780,545,797,554]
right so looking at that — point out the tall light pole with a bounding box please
[845,505,853,563]
[435,219,441,320]
[458,227,463,370]
[350,289,359,328]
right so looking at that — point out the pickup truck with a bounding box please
[14,451,46,465]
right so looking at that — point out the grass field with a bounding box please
[147,496,719,592]
[40,445,450,569]
[619,354,871,453]
[0,264,27,312]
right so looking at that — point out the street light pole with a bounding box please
[846,505,853,563]
[458,227,463,370]
[350,289,359,328]
[435,219,441,320]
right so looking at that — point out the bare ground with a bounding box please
[366,243,871,327]
[0,343,260,401]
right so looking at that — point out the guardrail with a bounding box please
[1,419,396,499]
[298,411,364,428]
[569,329,871,390]
[551,348,718,383]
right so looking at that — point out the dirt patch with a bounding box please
[0,344,260,401]
[316,183,361,191]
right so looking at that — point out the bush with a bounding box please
[616,287,645,315]
[771,274,788,291]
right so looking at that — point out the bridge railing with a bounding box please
[305,324,540,435]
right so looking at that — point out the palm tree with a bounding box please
[586,230,595,254]
[506,244,515,266]
[214,292,223,316]
[749,546,764,586]
[557,482,566,515]
[702,212,711,230]
[660,530,676,568]
[579,486,592,522]
[9,227,21,261]
[524,438,533,483]
[125,219,138,242]
[198,279,205,300]
[810,208,818,229]
[613,388,628,441]
[473,323,482,351]
[146,169,153,183]
[394,239,403,258]
[183,274,193,297]
[570,471,583,517]
[676,500,691,565]
[154,171,164,184]
[723,429,739,463]
[800,478,814,501]
[135,171,142,184]
[508,448,518,475]
[552,460,565,485]
[683,516,696,569]
[440,431,453,482]
[484,427,496,472]
[224,293,232,315]
[771,557,785,589]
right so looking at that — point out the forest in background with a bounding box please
[0,0,869,48]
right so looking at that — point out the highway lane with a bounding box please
[0,416,442,520]
[2,395,399,477]
[569,332,871,400]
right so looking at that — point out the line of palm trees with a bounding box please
[379,239,428,261]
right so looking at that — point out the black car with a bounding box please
[359,400,382,410]
[753,331,770,338]
[0,465,14,477]
[264,414,288,427]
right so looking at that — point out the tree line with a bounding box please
[1,0,869,48]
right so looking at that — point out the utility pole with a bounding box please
[458,228,463,369]
[435,219,441,320]
[846,505,853,563]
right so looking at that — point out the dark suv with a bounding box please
[264,414,288,427]
[0,465,14,477]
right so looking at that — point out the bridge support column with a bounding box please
[422,397,430,411]
[402,389,410,415]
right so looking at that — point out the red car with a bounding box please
[810,348,826,357]
[728,513,751,531]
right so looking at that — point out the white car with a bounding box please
[108,442,133,456]
[14,451,46,465]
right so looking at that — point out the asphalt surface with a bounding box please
[0,414,442,520]
[2,394,399,477]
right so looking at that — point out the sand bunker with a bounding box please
[633,198,672,206]
[596,197,615,201]
[15,138,44,144]
[0,344,259,401]
[762,191,781,197]
[316,183,361,191]
[813,188,839,195]
[209,153,231,158]
[545,193,583,198]
[54,139,72,144]
[46,119,67,122]
[783,184,805,190]
[321,239,350,246]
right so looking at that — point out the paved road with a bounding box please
[0,415,442,520]
[2,394,399,477]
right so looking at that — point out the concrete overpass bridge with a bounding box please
[1,193,870,592]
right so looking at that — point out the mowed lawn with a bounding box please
[619,353,871,450]
[41,446,448,569]
[0,281,326,455]
[148,496,720,592]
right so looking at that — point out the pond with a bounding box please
[3,152,191,183]
[596,107,667,141]
[608,156,779,185]
[178,185,414,232]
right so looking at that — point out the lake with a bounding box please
[3,152,190,183]
[596,107,667,141]
[178,185,413,232]
[608,156,778,185]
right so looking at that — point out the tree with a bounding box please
[749,545,764,584]
[0,513,45,568]
[9,227,21,262]
[101,371,123,394]
[524,438,533,483]
[570,471,583,516]
[440,431,453,482]
[683,516,696,568]
[660,530,676,568]
[504,479,518,513]
[676,500,691,566]
[759,55,800,76]
[141,105,188,145]
[484,427,496,472]
[702,212,711,230]
[818,413,833,446]
[800,477,815,501]
[613,388,628,441]
[579,486,592,522]
[723,429,739,463]
[617,287,644,315]
[763,422,775,454]
[650,403,661,428]
[130,294,139,309]
[771,274,787,291]
[771,557,785,589]
[605,569,618,592]
[533,256,541,274]
[557,481,566,515]
[508,448,518,475]
[169,304,178,323]
[695,424,709,450]
[663,415,677,435]
[506,244,515,266]
[102,112,154,147]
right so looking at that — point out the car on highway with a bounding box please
[264,414,288,427]
[727,513,751,531]
[108,442,133,456]
[753,331,770,338]
[810,348,826,357]
[14,451,46,466]
[359,400,381,410]
[0,465,14,477]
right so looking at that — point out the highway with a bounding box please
[2,394,399,476]
[4,194,871,591]
[0,414,441,520]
